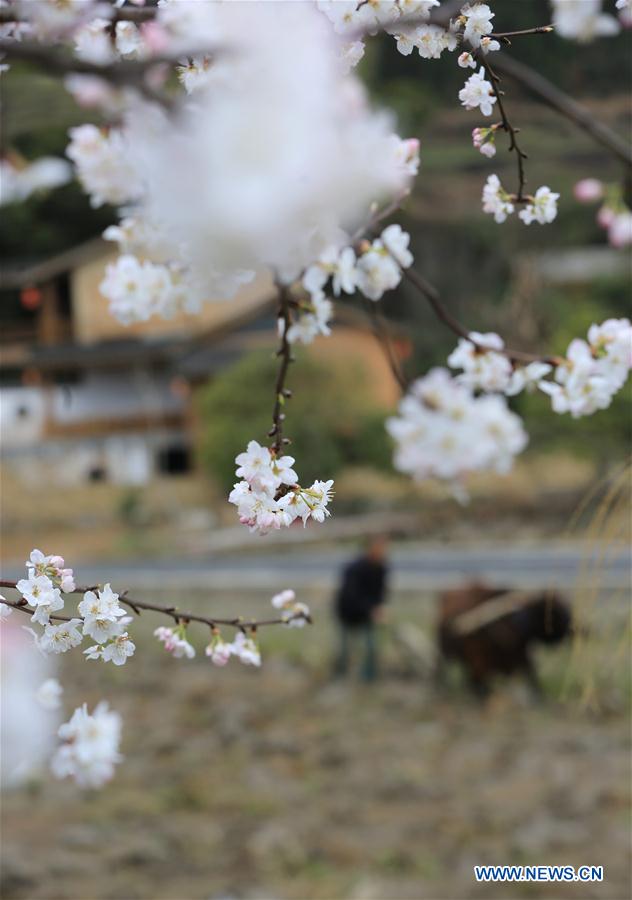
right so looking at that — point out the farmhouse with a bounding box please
[0,240,404,486]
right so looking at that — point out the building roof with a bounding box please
[0,238,109,290]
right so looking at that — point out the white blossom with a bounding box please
[550,0,620,42]
[461,3,495,48]
[39,619,84,654]
[66,124,141,208]
[482,174,514,223]
[99,254,196,325]
[505,362,553,396]
[607,210,632,248]
[25,550,75,593]
[538,330,631,418]
[458,51,477,68]
[35,678,63,711]
[0,157,72,206]
[51,702,122,789]
[355,240,402,300]
[74,17,113,64]
[229,440,333,534]
[16,574,64,625]
[176,56,213,93]
[153,626,196,658]
[117,3,417,302]
[447,332,513,392]
[271,590,311,627]
[386,368,528,485]
[230,632,261,667]
[0,599,12,621]
[381,224,414,268]
[518,186,560,225]
[115,21,143,58]
[472,126,496,157]
[459,68,497,116]
[205,633,234,666]
[101,633,136,666]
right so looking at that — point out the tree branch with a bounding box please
[0,581,311,630]
[268,282,294,454]
[492,53,632,170]
[402,267,563,366]
[477,52,529,201]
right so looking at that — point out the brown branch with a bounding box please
[477,52,529,201]
[268,282,294,454]
[0,582,311,630]
[492,53,632,170]
[403,267,562,366]
[364,300,409,392]
[490,25,554,42]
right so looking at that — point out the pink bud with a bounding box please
[596,204,616,229]
[608,212,632,248]
[141,22,170,55]
[573,178,603,203]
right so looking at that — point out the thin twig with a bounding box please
[0,582,311,630]
[478,52,529,201]
[365,299,409,392]
[492,53,632,170]
[403,267,562,366]
[269,282,294,454]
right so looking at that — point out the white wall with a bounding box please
[0,387,47,448]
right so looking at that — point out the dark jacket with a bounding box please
[335,556,388,626]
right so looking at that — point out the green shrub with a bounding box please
[196,350,393,490]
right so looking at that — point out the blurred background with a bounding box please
[1,1,631,897]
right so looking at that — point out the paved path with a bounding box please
[5,543,628,591]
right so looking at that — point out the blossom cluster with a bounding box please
[51,702,122,790]
[286,222,414,344]
[229,440,334,534]
[574,179,632,249]
[316,2,499,68]
[550,0,621,42]
[386,368,528,486]
[540,319,632,418]
[0,156,71,206]
[446,319,632,418]
[152,591,310,668]
[482,175,559,225]
[55,3,420,326]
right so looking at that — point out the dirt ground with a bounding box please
[1,587,630,900]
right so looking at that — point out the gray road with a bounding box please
[4,543,628,592]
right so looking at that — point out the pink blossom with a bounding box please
[574,178,603,203]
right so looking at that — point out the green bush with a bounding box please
[197,350,393,491]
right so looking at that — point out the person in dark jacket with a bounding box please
[333,535,389,681]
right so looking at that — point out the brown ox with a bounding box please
[437,583,572,697]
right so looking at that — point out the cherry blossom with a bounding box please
[539,322,632,417]
[205,631,234,667]
[550,0,620,42]
[505,362,553,396]
[386,369,528,485]
[16,574,64,626]
[26,550,75,592]
[472,125,497,157]
[153,625,196,659]
[0,157,71,206]
[460,3,495,48]
[574,178,604,202]
[66,124,140,209]
[518,186,560,225]
[35,678,63,711]
[38,619,84,655]
[482,174,514,223]
[231,632,261,668]
[78,584,128,644]
[51,702,122,789]
[0,600,12,621]
[459,68,497,117]
[447,332,513,392]
[381,224,414,268]
[229,440,334,534]
[271,590,311,627]
[458,51,477,69]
